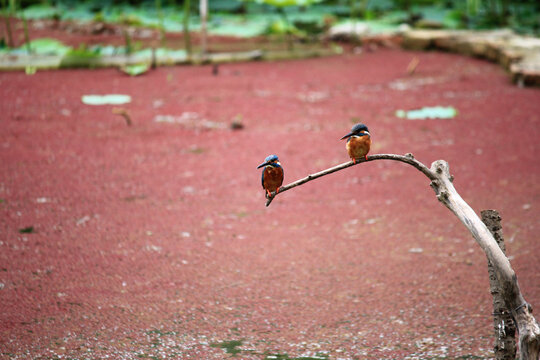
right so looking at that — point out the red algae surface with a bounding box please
[1,48,539,359]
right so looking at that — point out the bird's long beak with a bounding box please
[340,131,370,140]
[257,161,269,169]
[340,132,353,140]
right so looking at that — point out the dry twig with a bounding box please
[112,107,132,126]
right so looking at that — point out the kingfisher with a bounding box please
[257,154,284,198]
[340,123,371,163]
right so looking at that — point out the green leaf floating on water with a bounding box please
[22,4,60,19]
[120,64,150,76]
[255,0,322,7]
[25,66,37,75]
[82,94,132,105]
[23,38,72,56]
[395,106,457,120]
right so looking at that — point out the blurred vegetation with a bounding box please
[2,0,539,42]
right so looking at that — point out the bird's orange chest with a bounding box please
[346,135,371,159]
[263,166,283,191]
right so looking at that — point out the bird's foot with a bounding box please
[365,155,368,161]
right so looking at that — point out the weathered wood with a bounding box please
[199,0,208,55]
[0,47,343,71]
[429,160,540,360]
[266,153,540,359]
[0,50,264,70]
[400,29,540,87]
[481,210,517,360]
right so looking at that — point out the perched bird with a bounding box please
[340,123,371,163]
[257,154,284,198]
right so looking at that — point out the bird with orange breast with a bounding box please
[257,154,284,198]
[340,123,371,163]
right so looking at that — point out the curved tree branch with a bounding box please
[264,152,540,359]
[265,153,435,206]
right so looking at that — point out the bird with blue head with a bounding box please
[340,123,371,163]
[257,154,284,199]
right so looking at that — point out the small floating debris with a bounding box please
[19,226,35,234]
[395,106,457,120]
[120,63,150,76]
[82,94,132,105]
[210,340,242,355]
[406,56,420,75]
[112,107,133,126]
[154,112,226,130]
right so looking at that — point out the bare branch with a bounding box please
[265,153,435,207]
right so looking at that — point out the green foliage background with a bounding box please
[3,0,540,38]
